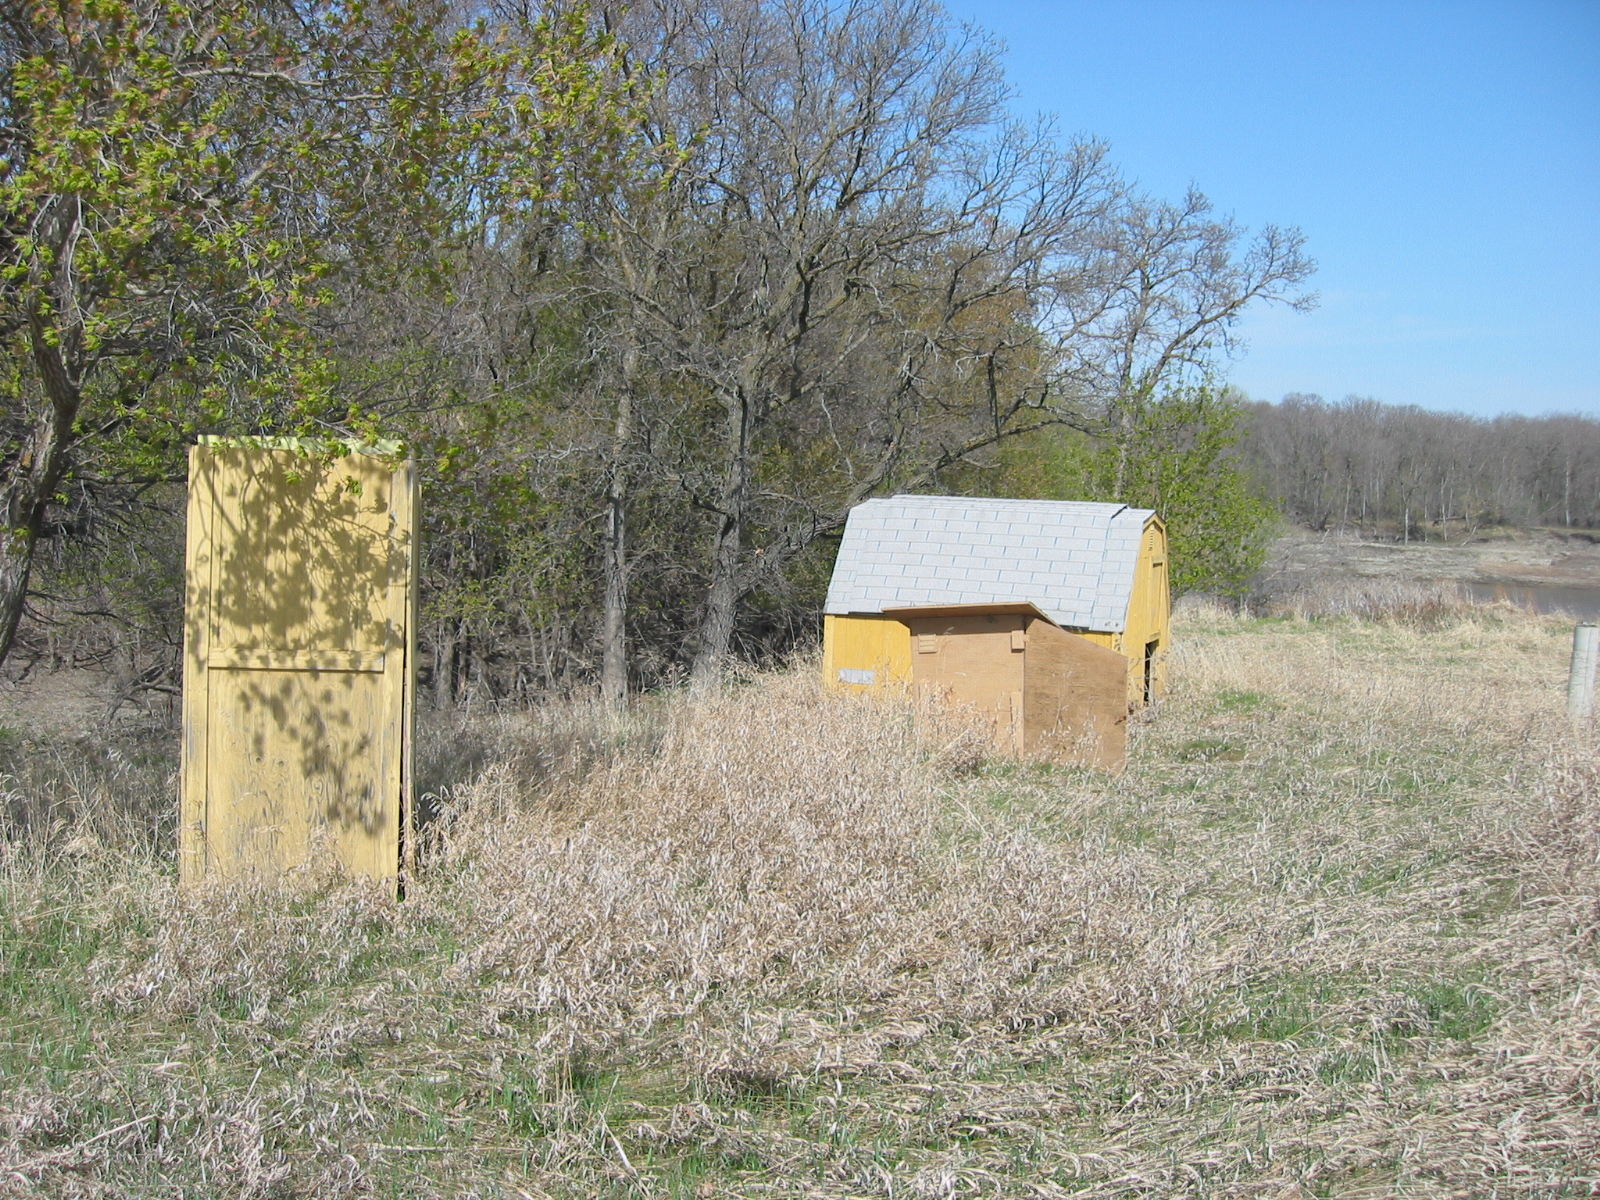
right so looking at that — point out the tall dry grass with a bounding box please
[0,724,174,855]
[1,609,1596,1197]
[1251,574,1492,627]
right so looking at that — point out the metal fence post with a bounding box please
[1568,623,1599,722]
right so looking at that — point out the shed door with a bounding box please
[907,613,1026,753]
[181,444,416,882]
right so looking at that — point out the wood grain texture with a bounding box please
[180,444,416,884]
[1022,619,1129,770]
[907,612,1026,754]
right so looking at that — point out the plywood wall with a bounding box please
[822,614,913,691]
[906,612,1026,754]
[1021,620,1128,769]
[823,606,1131,769]
[181,441,417,884]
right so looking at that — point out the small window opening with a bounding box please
[1143,638,1159,704]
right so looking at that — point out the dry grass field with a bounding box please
[2,601,1597,1197]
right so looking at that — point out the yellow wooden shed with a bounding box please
[821,496,1170,765]
[181,438,418,884]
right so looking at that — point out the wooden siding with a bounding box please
[181,442,417,884]
[906,612,1027,754]
[822,614,913,691]
[821,607,1131,769]
[1021,619,1128,769]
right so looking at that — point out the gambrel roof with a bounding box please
[824,495,1157,633]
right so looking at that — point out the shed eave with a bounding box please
[835,603,1124,634]
[881,601,1057,625]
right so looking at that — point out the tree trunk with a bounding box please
[692,515,742,694]
[0,532,37,670]
[0,313,85,669]
[689,387,753,693]
[600,353,637,708]
[599,469,629,705]
[1112,399,1133,497]
[433,623,455,711]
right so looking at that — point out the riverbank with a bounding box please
[1254,525,1600,619]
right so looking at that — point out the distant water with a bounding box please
[1467,582,1600,620]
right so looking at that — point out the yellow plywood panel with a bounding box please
[181,442,416,884]
[204,668,396,876]
[1073,629,1121,653]
[1123,516,1171,704]
[1022,619,1128,770]
[822,614,912,691]
[906,612,1026,754]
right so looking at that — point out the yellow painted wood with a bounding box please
[401,463,420,880]
[1122,516,1171,704]
[1057,516,1169,706]
[178,452,212,884]
[1074,629,1120,653]
[181,442,417,884]
[821,614,912,691]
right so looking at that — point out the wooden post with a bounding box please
[1568,623,1598,722]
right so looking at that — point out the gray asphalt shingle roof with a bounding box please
[824,495,1155,632]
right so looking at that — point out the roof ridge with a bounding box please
[883,493,1143,512]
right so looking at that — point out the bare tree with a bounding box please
[580,0,1313,688]
[1241,396,1600,535]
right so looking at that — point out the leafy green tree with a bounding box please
[0,0,642,668]
[980,386,1272,597]
[1103,387,1274,597]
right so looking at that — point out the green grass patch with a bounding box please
[1405,978,1499,1040]
[1178,737,1247,762]
[1213,688,1275,713]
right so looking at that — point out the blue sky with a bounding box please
[938,0,1600,417]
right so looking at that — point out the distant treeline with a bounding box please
[1238,395,1600,536]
